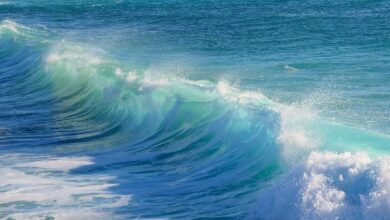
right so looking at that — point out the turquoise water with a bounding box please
[0,1,389,219]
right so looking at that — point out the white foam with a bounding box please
[115,67,124,77]
[16,156,93,171]
[249,151,390,220]
[0,20,26,33]
[277,105,318,158]
[180,78,213,88]
[141,69,169,88]
[46,43,102,66]
[114,68,137,83]
[125,71,137,82]
[0,154,130,220]
[216,81,270,105]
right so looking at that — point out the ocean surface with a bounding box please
[0,0,389,219]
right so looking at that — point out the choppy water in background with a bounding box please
[0,1,389,219]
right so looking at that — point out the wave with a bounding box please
[1,20,390,219]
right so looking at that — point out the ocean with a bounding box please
[0,0,389,219]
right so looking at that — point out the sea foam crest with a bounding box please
[276,105,319,163]
[45,42,276,109]
[216,81,272,106]
[0,20,24,33]
[0,20,35,38]
[249,151,390,220]
[46,43,103,66]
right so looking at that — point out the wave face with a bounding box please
[0,1,390,219]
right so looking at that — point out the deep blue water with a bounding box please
[0,1,389,219]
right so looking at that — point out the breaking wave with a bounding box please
[0,20,389,219]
